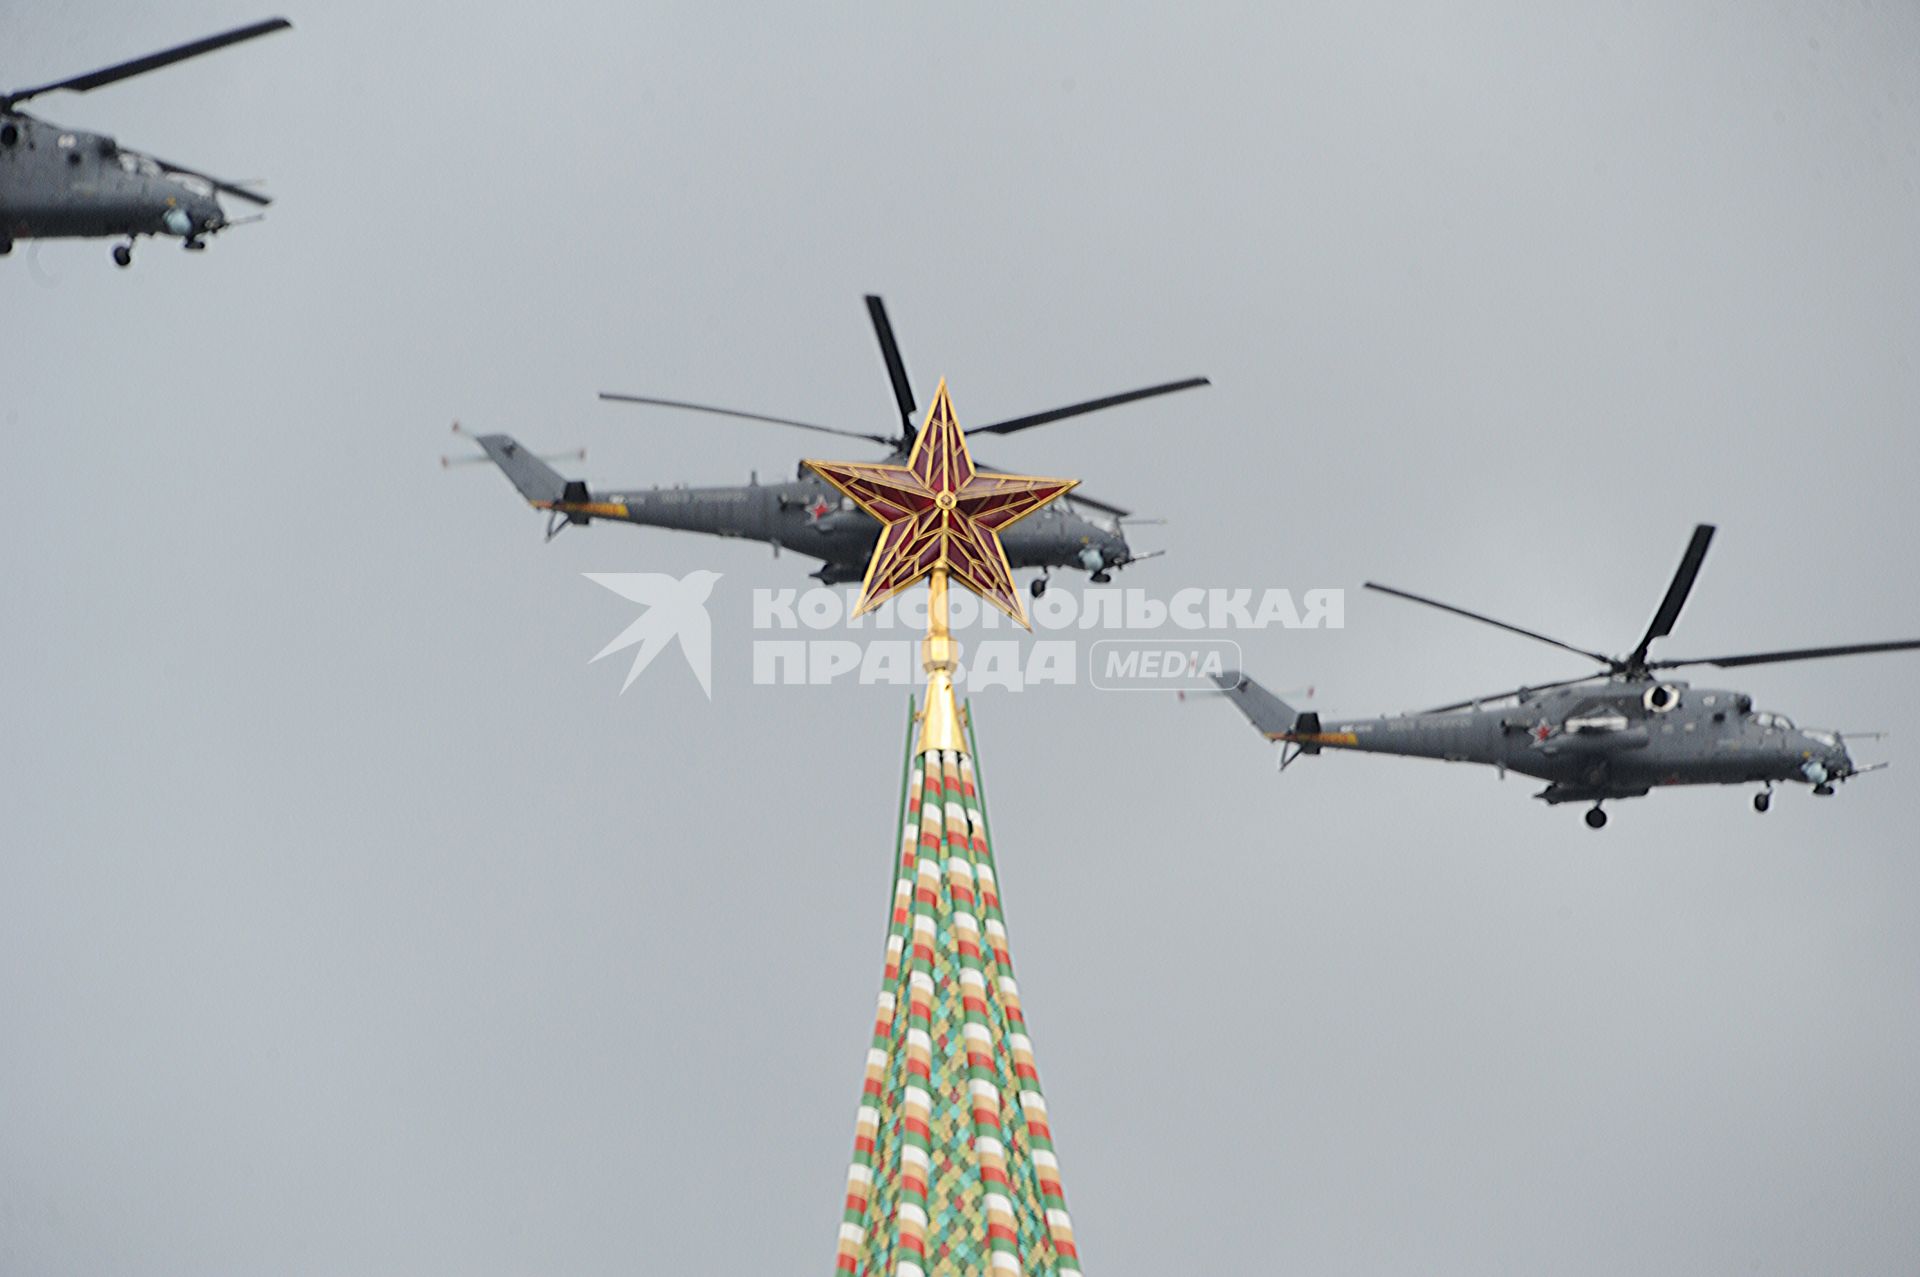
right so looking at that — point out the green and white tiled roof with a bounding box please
[833,742,1081,1277]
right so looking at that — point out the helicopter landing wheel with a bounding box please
[1030,575,1048,599]
[1584,806,1608,830]
[1754,790,1771,813]
[1090,570,1113,584]
[112,242,133,268]
[1813,783,1836,797]
[0,237,12,257]
[182,237,206,252]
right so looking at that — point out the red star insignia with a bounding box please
[805,379,1076,627]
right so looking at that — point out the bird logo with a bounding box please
[582,570,722,697]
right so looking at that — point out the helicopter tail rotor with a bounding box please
[1209,671,1329,769]
[443,421,585,471]
[469,432,570,504]
[1209,671,1305,738]
[455,426,621,540]
[443,421,584,471]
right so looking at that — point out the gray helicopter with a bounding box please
[1214,524,1920,828]
[459,296,1207,595]
[0,18,289,267]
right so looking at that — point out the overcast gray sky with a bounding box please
[5,2,1919,1273]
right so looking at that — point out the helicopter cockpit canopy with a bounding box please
[115,150,163,178]
[1067,498,1124,533]
[1751,710,1795,731]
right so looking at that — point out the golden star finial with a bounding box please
[805,379,1077,629]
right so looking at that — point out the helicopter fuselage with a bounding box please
[1273,679,1853,803]
[0,113,225,248]
[584,470,1133,585]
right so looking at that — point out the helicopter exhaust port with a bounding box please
[1643,683,1682,712]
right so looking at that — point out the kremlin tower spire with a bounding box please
[809,381,1085,1276]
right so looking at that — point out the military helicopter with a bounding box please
[1212,524,1920,828]
[459,296,1207,596]
[0,18,289,267]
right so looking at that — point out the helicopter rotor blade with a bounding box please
[145,155,272,206]
[597,393,895,445]
[1363,582,1616,667]
[1624,523,1715,670]
[965,377,1212,437]
[972,455,1131,518]
[1064,491,1132,519]
[864,295,917,441]
[1648,638,1920,671]
[4,17,291,107]
[1414,673,1609,716]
